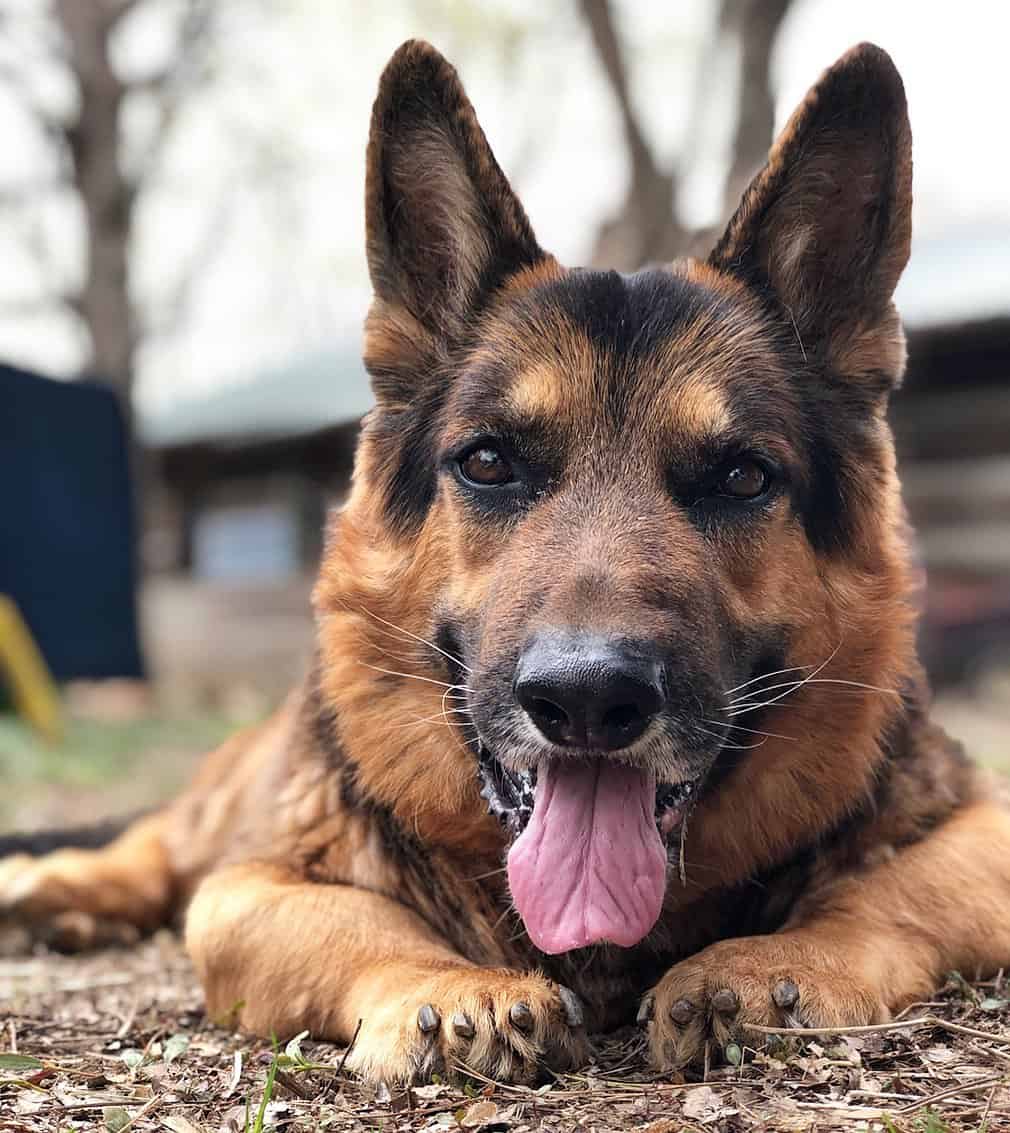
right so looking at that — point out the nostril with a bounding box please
[602,702,643,736]
[530,697,568,729]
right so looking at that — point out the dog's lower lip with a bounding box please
[477,744,535,835]
[655,779,697,812]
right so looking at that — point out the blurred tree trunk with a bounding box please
[578,0,687,269]
[720,0,792,218]
[580,0,793,268]
[57,0,136,402]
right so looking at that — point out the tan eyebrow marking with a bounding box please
[504,361,571,420]
[664,372,733,437]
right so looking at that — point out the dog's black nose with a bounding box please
[514,633,664,751]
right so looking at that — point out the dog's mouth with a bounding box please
[477,746,697,839]
[477,744,699,955]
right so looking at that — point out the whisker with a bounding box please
[695,722,768,750]
[440,683,473,735]
[368,645,432,667]
[393,716,478,731]
[726,677,899,718]
[702,719,796,742]
[723,664,814,696]
[468,866,508,882]
[493,904,516,934]
[800,677,901,696]
[725,643,840,714]
[357,605,472,673]
[357,662,472,692]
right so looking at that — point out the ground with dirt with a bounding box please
[1,932,1009,1132]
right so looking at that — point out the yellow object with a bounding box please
[0,594,62,743]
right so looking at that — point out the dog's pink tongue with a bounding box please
[507,760,667,954]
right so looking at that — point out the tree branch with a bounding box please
[579,0,666,191]
[579,0,685,267]
[719,0,792,220]
[125,0,216,181]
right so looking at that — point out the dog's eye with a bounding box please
[716,459,770,500]
[459,445,514,487]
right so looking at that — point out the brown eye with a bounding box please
[718,459,770,500]
[459,445,514,487]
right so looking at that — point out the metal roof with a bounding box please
[139,348,374,448]
[897,227,1010,329]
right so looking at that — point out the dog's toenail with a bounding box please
[669,999,695,1025]
[417,1004,440,1033]
[772,979,799,1009]
[509,1002,534,1031]
[451,1011,474,1038]
[555,985,584,1028]
[712,988,739,1016]
[636,994,655,1024]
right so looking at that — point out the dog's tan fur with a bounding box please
[3,40,1009,1085]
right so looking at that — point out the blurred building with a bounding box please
[141,348,370,582]
[894,227,1010,684]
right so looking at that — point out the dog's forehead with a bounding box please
[457,264,797,443]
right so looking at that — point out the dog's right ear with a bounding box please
[365,40,545,354]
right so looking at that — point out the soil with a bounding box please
[2,933,1008,1132]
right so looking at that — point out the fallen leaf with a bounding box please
[682,1086,720,1121]
[924,1044,958,1064]
[460,1099,499,1127]
[104,1107,131,1132]
[121,1049,145,1071]
[413,1083,446,1100]
[162,1116,205,1133]
[0,1053,44,1072]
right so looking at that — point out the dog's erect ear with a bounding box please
[709,44,912,387]
[366,40,544,341]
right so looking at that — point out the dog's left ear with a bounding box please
[365,40,545,346]
[710,44,912,389]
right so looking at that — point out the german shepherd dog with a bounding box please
[3,40,1009,1085]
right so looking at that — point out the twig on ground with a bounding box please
[896,1073,1005,1115]
[333,1018,361,1080]
[751,1013,1010,1043]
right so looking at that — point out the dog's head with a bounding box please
[316,41,916,954]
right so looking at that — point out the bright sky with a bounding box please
[0,0,1007,420]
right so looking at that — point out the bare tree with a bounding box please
[0,0,219,419]
[580,0,793,269]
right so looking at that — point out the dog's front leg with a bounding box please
[644,801,1010,1070]
[185,862,587,1083]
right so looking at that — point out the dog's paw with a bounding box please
[0,852,157,951]
[641,935,889,1072]
[345,967,589,1084]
